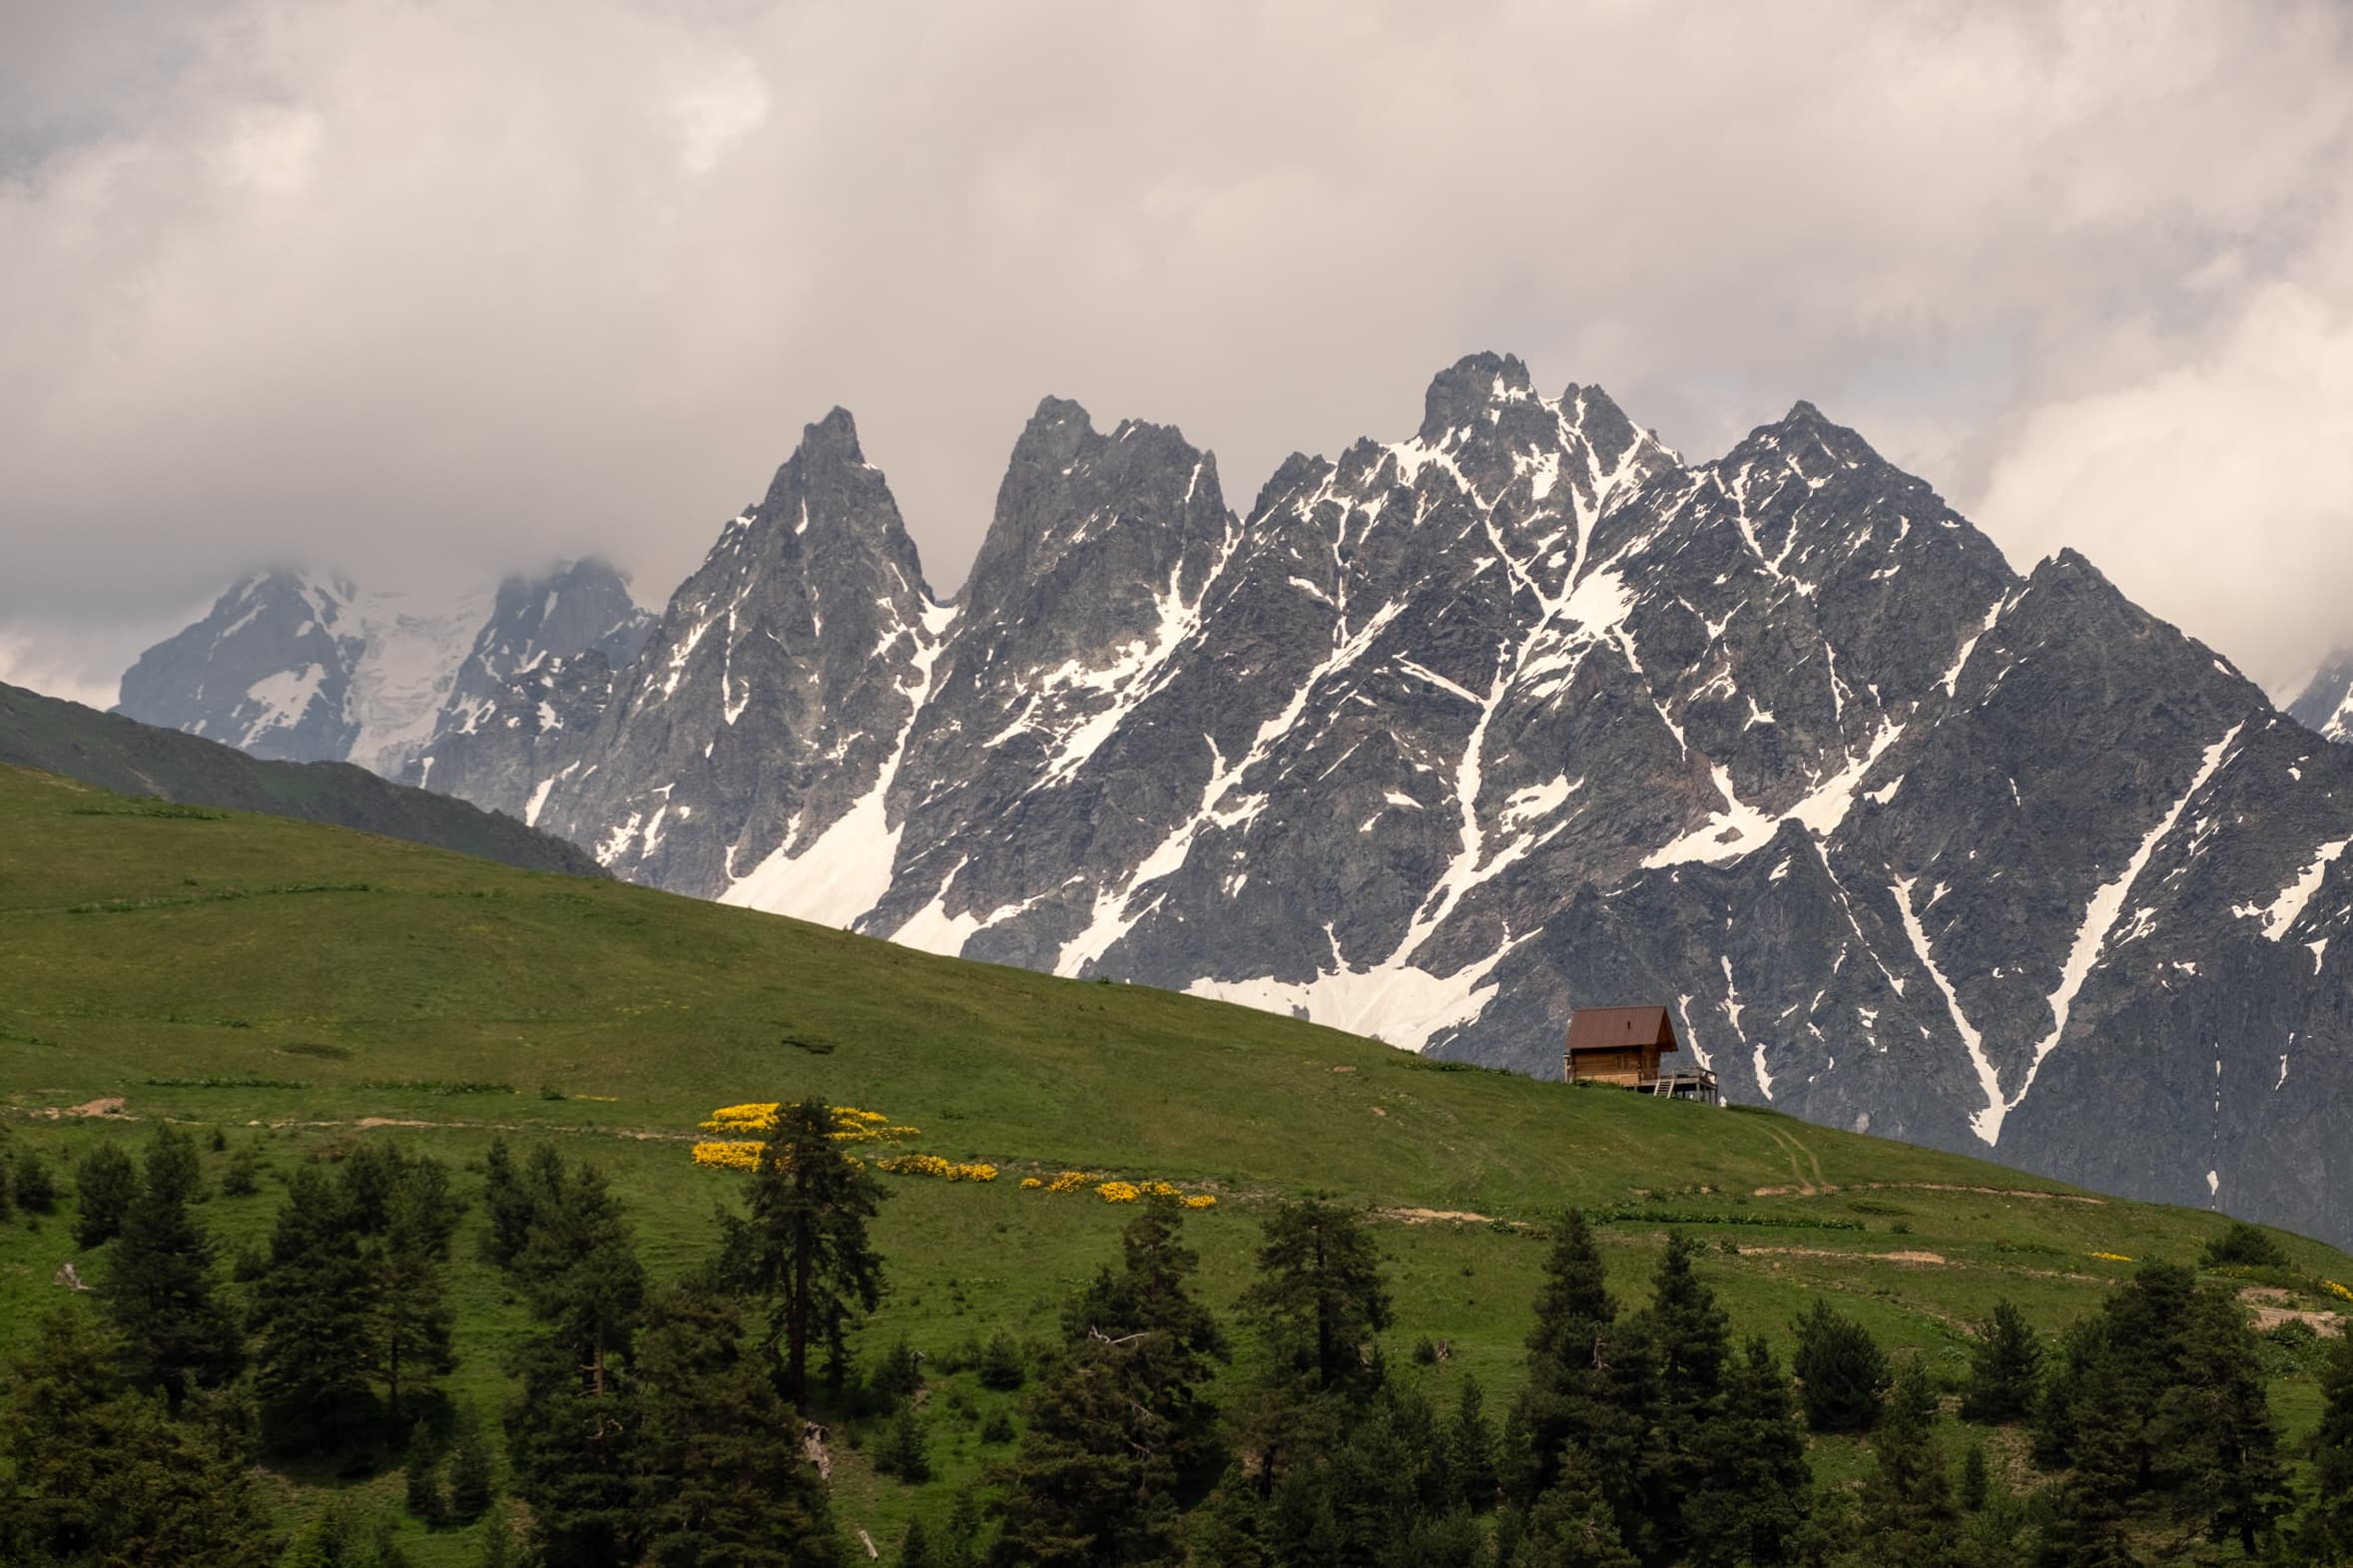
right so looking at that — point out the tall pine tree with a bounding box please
[1239,1196,1392,1397]
[1514,1210,1621,1503]
[74,1141,137,1247]
[1856,1357,1960,1568]
[629,1284,846,1567]
[104,1124,242,1405]
[719,1099,885,1409]
[1959,1301,2043,1425]
[995,1197,1228,1568]
[1791,1299,1888,1433]
[2302,1325,2353,1565]
[1517,1442,1639,1568]
[512,1153,646,1397]
[368,1163,458,1423]
[1623,1234,1733,1568]
[249,1164,380,1451]
[1683,1336,1810,1568]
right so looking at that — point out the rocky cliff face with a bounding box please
[120,355,2353,1247]
[2285,652,2353,743]
[119,560,653,787]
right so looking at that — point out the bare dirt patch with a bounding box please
[43,1096,127,1119]
[1738,1246,1947,1268]
[2249,1305,2345,1337]
[1383,1207,1493,1226]
[1752,1179,2102,1204]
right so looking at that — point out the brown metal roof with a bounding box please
[1565,1005,1679,1054]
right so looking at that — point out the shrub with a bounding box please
[14,1148,58,1215]
[878,1405,931,1482]
[1959,1301,2043,1425]
[72,1145,133,1246]
[221,1146,263,1198]
[1792,1299,1890,1432]
[2202,1221,2289,1271]
[980,1408,1015,1444]
[977,1331,1027,1392]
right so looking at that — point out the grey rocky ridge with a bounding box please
[117,559,655,784]
[123,354,2353,1249]
[2285,650,2353,742]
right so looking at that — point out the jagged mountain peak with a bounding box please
[1418,350,1539,442]
[954,395,1231,630]
[799,404,865,456]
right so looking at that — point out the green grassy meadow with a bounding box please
[2,762,2347,1562]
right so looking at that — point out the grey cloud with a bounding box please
[3,0,2350,702]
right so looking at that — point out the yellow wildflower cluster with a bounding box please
[2325,1280,2353,1304]
[876,1154,998,1183]
[2087,1251,2132,1263]
[691,1103,922,1172]
[698,1104,919,1141]
[1088,1178,1215,1209]
[703,1103,780,1131]
[1017,1168,1215,1208]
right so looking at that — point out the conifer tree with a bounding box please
[1637,1233,1732,1551]
[1790,1299,1888,1432]
[882,1404,933,1483]
[1239,1196,1392,1396]
[902,1515,935,1568]
[477,1506,517,1568]
[1961,1441,1990,1512]
[73,1140,137,1246]
[1684,1336,1811,1568]
[371,1169,458,1423]
[995,1198,1229,1567]
[1856,1358,1960,1567]
[513,1153,646,1396]
[286,1495,412,1568]
[2041,1358,2139,1568]
[2303,1326,2353,1565]
[2033,1262,2286,1559]
[0,1303,278,1568]
[480,1137,537,1267]
[405,1419,448,1524]
[250,1165,380,1450]
[1959,1301,2043,1425]
[1452,1374,1500,1511]
[506,1331,640,1568]
[105,1123,242,1405]
[447,1403,499,1523]
[499,1154,652,1568]
[15,1143,57,1213]
[1517,1442,1638,1568]
[719,1098,886,1409]
[2159,1285,2288,1554]
[1514,1210,1620,1503]
[942,1490,986,1568]
[628,1284,846,1568]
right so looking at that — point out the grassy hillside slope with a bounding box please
[2,761,2347,1562]
[0,681,604,876]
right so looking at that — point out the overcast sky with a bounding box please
[5,0,2351,709]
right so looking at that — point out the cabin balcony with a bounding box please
[1633,1067,1720,1106]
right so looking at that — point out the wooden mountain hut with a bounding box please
[1564,1005,1719,1104]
